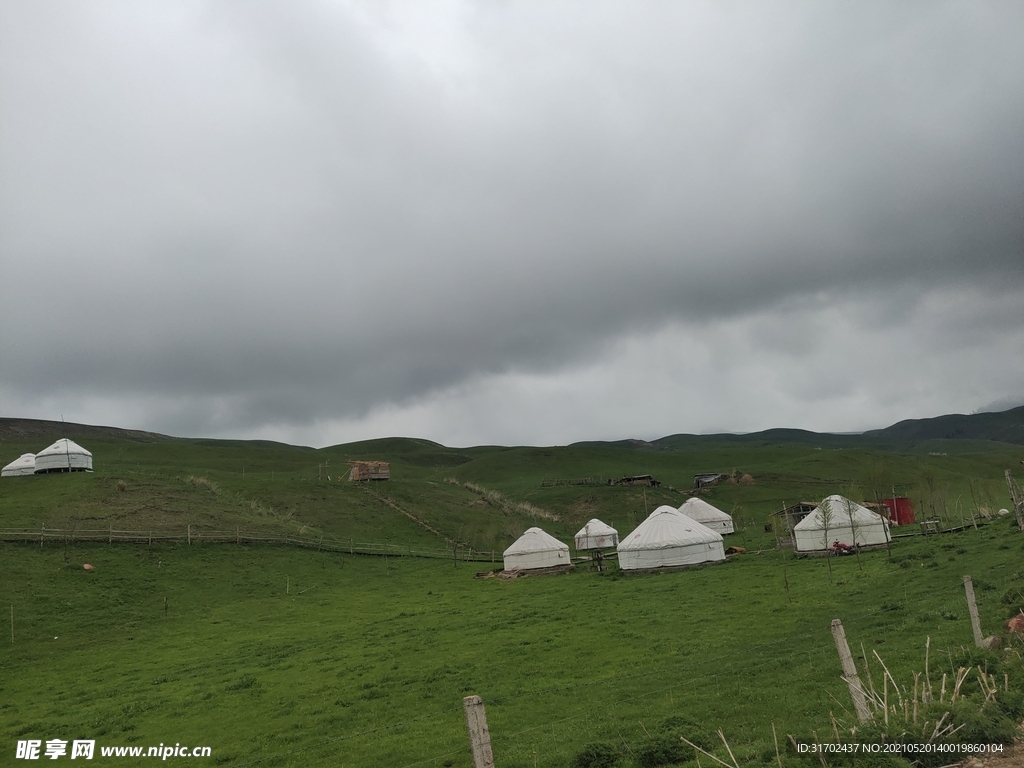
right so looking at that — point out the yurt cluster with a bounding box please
[501,494,890,575]
[1,439,93,477]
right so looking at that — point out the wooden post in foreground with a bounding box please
[831,619,871,723]
[963,575,984,647]
[463,695,495,768]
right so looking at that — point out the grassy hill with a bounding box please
[1,414,1022,557]
[2,413,1024,766]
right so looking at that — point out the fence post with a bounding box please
[40,524,44,549]
[463,695,495,768]
[831,619,872,723]
[963,575,984,647]
[188,525,192,546]
[109,525,112,545]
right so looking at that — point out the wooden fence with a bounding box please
[0,526,499,563]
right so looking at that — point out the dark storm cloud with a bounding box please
[1,1,1022,441]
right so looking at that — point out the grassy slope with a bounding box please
[2,417,1019,554]
[2,418,1023,766]
[1,520,1022,767]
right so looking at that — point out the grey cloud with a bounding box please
[2,1,1023,439]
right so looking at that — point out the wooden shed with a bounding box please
[347,461,391,482]
[693,473,727,489]
[770,502,817,548]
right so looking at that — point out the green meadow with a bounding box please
[2,419,1023,766]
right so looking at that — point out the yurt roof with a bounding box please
[2,453,36,471]
[618,505,723,551]
[678,497,732,523]
[574,519,618,538]
[794,495,886,530]
[503,527,570,557]
[36,439,92,458]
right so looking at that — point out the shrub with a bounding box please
[636,736,687,768]
[570,742,621,768]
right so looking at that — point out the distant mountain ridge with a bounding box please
[862,406,1024,445]
[0,418,170,444]
[587,405,1024,450]
[2,404,1023,450]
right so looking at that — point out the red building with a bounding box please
[881,497,915,526]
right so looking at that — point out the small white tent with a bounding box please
[503,527,571,571]
[793,494,890,552]
[617,505,725,571]
[34,439,93,473]
[677,498,734,534]
[2,453,36,477]
[574,519,619,551]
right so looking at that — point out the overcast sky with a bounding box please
[2,1,1022,448]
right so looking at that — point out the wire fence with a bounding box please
[0,526,501,563]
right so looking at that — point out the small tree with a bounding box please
[819,497,835,583]
[840,489,864,571]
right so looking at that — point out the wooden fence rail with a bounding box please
[0,528,499,563]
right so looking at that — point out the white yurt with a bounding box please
[33,439,93,473]
[617,505,725,571]
[678,497,734,534]
[793,494,890,552]
[2,453,36,477]
[574,519,619,551]
[503,527,571,571]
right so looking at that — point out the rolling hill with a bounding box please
[1,407,1021,557]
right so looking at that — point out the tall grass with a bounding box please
[463,480,559,521]
[185,474,220,494]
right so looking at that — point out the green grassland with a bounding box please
[1,418,1019,555]
[2,524,1023,767]
[2,418,1023,766]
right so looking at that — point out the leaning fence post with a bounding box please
[463,695,495,768]
[963,575,984,647]
[831,619,872,723]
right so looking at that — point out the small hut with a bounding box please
[503,527,571,572]
[617,505,725,571]
[574,519,619,551]
[770,502,818,548]
[347,461,390,481]
[793,495,891,553]
[34,439,92,473]
[677,498,734,534]
[693,473,727,489]
[2,453,36,477]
